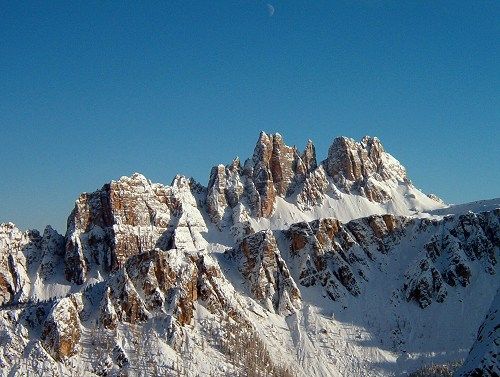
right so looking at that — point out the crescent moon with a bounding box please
[266,4,275,17]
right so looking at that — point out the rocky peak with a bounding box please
[301,139,318,173]
[0,223,31,305]
[0,223,65,305]
[206,161,244,225]
[5,133,446,292]
[64,173,208,285]
[325,136,359,181]
[322,136,407,202]
[362,136,384,159]
[206,165,230,225]
[35,226,65,283]
[250,132,310,198]
[269,133,297,196]
[207,132,319,225]
[251,131,274,165]
[206,132,443,228]
[0,131,498,377]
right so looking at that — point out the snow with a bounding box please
[0,131,498,377]
[250,183,444,233]
[1,194,498,376]
[456,288,500,376]
[428,198,500,217]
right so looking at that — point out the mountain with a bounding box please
[456,289,499,377]
[0,133,498,377]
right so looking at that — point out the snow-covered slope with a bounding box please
[428,198,500,217]
[455,289,500,377]
[0,133,497,377]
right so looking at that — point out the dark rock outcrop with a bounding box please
[230,230,301,315]
[403,210,499,308]
[287,215,408,300]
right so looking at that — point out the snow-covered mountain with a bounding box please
[0,133,498,376]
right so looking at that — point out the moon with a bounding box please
[266,3,275,17]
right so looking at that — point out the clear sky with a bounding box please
[1,1,499,233]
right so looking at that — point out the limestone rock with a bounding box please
[296,165,333,209]
[231,230,301,315]
[206,159,244,226]
[301,139,318,174]
[0,132,497,377]
[104,248,200,326]
[288,218,362,300]
[99,287,118,330]
[93,245,238,332]
[112,344,129,368]
[206,165,230,225]
[287,215,409,300]
[65,173,208,284]
[0,223,63,305]
[324,136,406,202]
[196,255,232,316]
[206,132,319,226]
[41,296,81,361]
[403,210,499,308]
[37,226,65,281]
[0,223,31,305]
[403,259,448,308]
[0,309,29,368]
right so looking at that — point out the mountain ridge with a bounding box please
[0,132,498,376]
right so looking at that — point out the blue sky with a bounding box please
[1,1,499,232]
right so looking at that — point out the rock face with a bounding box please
[231,230,301,315]
[279,210,500,308]
[0,223,31,305]
[99,287,118,330]
[286,215,408,300]
[196,254,236,317]
[100,248,233,330]
[36,227,66,282]
[206,159,244,226]
[323,136,407,203]
[457,289,500,377]
[207,133,441,228]
[403,210,499,308]
[103,248,198,326]
[403,259,448,308]
[0,223,65,305]
[206,132,319,226]
[41,296,82,361]
[65,173,208,284]
[0,132,497,377]
[296,165,334,209]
